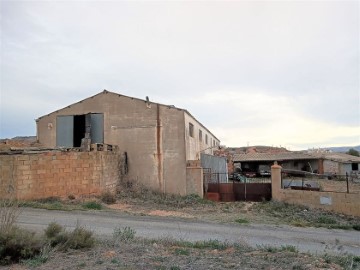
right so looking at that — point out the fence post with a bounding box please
[271,161,282,200]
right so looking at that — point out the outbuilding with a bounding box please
[36,90,221,196]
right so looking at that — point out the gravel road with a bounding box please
[17,208,360,256]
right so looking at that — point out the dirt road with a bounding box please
[17,208,360,256]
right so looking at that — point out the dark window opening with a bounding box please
[73,115,86,147]
[352,163,359,171]
[189,123,194,137]
[199,130,202,141]
[205,134,208,144]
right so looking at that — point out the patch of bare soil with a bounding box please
[107,203,193,218]
[3,239,348,270]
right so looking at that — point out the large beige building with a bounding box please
[36,90,220,195]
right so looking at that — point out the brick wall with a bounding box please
[0,150,121,200]
[271,164,360,217]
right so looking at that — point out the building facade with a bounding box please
[36,90,220,196]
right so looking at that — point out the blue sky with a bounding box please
[0,0,359,150]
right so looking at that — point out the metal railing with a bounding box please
[281,169,360,194]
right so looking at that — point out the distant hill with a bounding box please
[321,145,360,153]
[0,136,36,141]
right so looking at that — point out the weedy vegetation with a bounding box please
[252,200,360,230]
[82,201,103,210]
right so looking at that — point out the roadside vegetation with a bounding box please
[18,191,116,211]
[3,226,360,269]
[252,200,360,230]
[15,182,360,231]
[117,181,212,208]
[2,193,360,269]
[0,197,95,266]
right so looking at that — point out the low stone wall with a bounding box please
[271,164,360,217]
[0,150,121,200]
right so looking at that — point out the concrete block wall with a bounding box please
[271,164,360,217]
[0,150,121,200]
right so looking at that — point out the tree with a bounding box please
[346,148,359,157]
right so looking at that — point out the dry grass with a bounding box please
[10,235,359,270]
[0,189,21,234]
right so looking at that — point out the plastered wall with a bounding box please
[184,112,220,160]
[0,150,120,200]
[186,166,204,198]
[37,92,189,195]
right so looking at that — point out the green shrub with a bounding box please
[23,244,52,267]
[174,248,190,256]
[0,226,42,265]
[82,201,102,210]
[44,222,95,250]
[66,226,95,249]
[113,226,136,242]
[101,191,117,204]
[188,240,228,250]
[258,244,298,253]
[235,218,249,224]
[44,222,64,239]
[317,215,336,224]
[36,197,61,204]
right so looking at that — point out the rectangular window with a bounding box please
[205,134,208,144]
[199,130,202,141]
[352,163,359,171]
[189,123,194,137]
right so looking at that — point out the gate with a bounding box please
[204,172,271,202]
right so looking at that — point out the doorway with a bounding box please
[56,113,104,147]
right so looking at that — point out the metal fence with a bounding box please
[281,169,360,194]
[204,172,272,202]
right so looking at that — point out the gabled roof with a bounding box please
[37,90,220,141]
[233,152,316,162]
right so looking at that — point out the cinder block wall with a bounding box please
[0,151,120,200]
[271,164,360,217]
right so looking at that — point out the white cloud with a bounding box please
[0,0,359,149]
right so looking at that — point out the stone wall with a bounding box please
[0,150,120,200]
[271,164,360,217]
